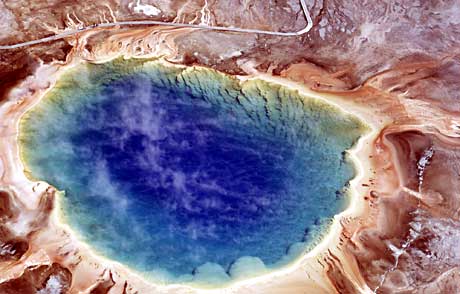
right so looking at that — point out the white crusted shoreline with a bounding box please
[0,51,384,293]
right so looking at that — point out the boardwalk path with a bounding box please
[0,0,313,50]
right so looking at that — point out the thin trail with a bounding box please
[0,0,313,50]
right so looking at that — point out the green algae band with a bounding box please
[20,59,368,286]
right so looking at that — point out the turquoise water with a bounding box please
[20,59,367,285]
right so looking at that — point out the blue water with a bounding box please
[21,63,364,285]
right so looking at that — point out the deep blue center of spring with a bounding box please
[23,71,356,283]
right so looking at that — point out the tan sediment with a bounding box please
[0,26,390,294]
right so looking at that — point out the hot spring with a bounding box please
[19,59,368,286]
